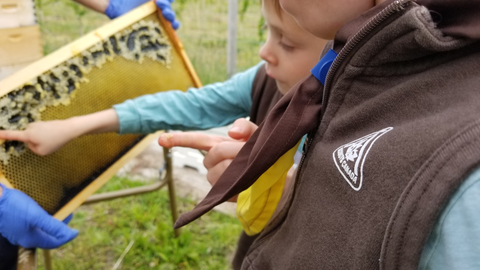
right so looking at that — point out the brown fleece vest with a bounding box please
[249,65,283,126]
[232,64,283,270]
[242,3,480,270]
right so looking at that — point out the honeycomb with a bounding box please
[0,12,198,215]
[0,20,172,163]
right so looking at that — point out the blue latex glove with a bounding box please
[0,184,78,249]
[63,213,74,224]
[105,0,180,30]
[155,0,180,30]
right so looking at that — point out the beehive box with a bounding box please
[0,25,43,66]
[0,0,37,29]
[0,1,201,220]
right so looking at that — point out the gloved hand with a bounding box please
[105,0,180,30]
[0,184,78,249]
[155,0,180,30]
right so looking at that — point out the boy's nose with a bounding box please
[259,42,278,66]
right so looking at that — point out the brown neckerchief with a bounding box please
[174,0,480,229]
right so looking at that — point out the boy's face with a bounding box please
[260,0,327,94]
[279,0,380,39]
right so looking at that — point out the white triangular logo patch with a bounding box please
[333,127,393,191]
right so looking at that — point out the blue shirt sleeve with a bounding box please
[113,61,264,134]
[418,167,480,270]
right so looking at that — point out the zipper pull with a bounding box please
[394,0,415,11]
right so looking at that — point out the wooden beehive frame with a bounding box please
[0,1,201,221]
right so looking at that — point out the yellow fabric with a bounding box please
[236,141,300,235]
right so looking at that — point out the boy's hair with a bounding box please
[261,0,283,18]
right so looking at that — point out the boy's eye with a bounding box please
[278,41,294,51]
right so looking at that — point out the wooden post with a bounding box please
[227,0,237,78]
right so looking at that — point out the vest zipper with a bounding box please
[245,0,416,263]
[322,0,415,112]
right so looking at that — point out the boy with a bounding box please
[168,0,480,269]
[0,0,327,268]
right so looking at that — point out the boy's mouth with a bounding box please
[267,71,285,87]
[265,69,277,80]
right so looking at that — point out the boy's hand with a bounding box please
[158,118,258,201]
[105,0,180,30]
[0,184,78,249]
[0,120,77,156]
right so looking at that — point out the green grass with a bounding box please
[38,177,242,269]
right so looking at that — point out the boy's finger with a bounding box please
[203,141,245,169]
[206,159,232,186]
[158,132,229,151]
[0,130,29,143]
[228,118,258,141]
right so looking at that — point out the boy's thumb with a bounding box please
[228,118,258,141]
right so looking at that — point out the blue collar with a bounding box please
[311,49,338,85]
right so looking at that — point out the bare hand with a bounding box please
[0,120,77,156]
[158,118,258,201]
